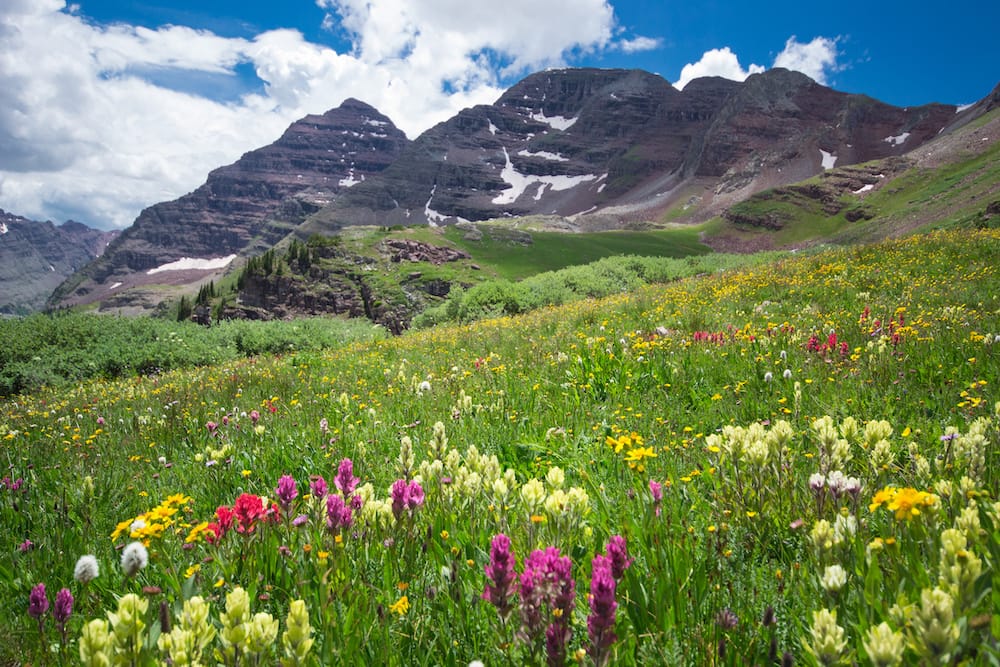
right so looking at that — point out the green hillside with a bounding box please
[704,111,1000,250]
[2,229,998,665]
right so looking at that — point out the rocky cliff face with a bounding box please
[693,69,957,206]
[304,69,739,232]
[46,67,991,316]
[49,99,409,310]
[302,68,960,234]
[0,210,118,314]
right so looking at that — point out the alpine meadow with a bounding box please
[2,228,999,665]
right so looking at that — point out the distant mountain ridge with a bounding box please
[0,210,118,315]
[38,67,999,314]
[49,99,409,311]
[302,68,958,235]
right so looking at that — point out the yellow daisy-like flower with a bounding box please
[163,493,192,508]
[624,446,657,464]
[869,486,939,521]
[185,521,212,544]
[389,595,409,616]
[111,518,133,541]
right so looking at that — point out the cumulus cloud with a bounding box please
[773,36,840,84]
[1,0,633,229]
[673,35,841,91]
[673,47,764,90]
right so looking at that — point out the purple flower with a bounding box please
[390,479,425,519]
[326,493,353,531]
[391,479,409,518]
[587,555,618,664]
[407,480,424,507]
[18,539,33,552]
[483,534,517,620]
[275,475,298,510]
[334,458,359,496]
[53,588,73,626]
[310,475,328,499]
[28,582,48,619]
[546,621,571,667]
[518,546,575,662]
[649,479,663,503]
[319,418,329,434]
[292,514,309,528]
[605,536,633,581]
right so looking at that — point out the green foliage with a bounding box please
[444,226,712,280]
[0,313,386,396]
[412,251,786,327]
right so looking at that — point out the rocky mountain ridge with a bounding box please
[0,210,118,315]
[48,99,409,311]
[40,67,998,316]
[303,68,960,235]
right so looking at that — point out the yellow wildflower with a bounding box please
[389,595,409,616]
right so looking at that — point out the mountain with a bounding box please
[49,99,409,312]
[0,210,118,315]
[300,68,958,234]
[46,67,996,317]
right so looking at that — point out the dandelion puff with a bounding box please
[121,542,148,577]
[74,555,100,584]
[783,369,792,380]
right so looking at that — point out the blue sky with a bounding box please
[1,0,997,229]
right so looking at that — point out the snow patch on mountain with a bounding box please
[517,149,568,162]
[529,111,578,131]
[883,132,911,146]
[820,150,837,170]
[146,255,237,275]
[424,185,470,227]
[339,168,364,188]
[492,147,596,205]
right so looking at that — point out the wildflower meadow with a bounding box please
[2,229,999,665]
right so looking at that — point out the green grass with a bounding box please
[444,226,711,280]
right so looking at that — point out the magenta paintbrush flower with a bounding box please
[483,534,517,621]
[587,555,618,666]
[334,458,359,496]
[275,474,298,511]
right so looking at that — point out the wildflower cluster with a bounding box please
[110,493,192,546]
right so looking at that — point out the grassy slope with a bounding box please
[703,111,1000,249]
[2,230,998,664]
[443,226,711,280]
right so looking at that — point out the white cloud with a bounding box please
[673,47,764,90]
[773,36,840,84]
[617,36,662,54]
[673,35,841,91]
[1,0,633,229]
